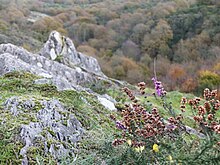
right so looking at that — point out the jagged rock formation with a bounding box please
[0,31,119,110]
[40,31,105,77]
[0,31,108,91]
[4,97,84,165]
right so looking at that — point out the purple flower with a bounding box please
[116,121,126,130]
[166,124,177,131]
[152,77,166,97]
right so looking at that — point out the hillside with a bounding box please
[0,0,219,94]
[0,31,220,164]
[0,71,204,164]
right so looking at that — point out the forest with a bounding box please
[0,0,219,95]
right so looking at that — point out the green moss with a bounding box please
[0,118,23,164]
[32,100,44,112]
[106,88,127,103]
[26,145,57,165]
[62,120,68,127]
[54,54,63,63]
[3,71,39,80]
[115,102,124,111]
[47,138,58,148]
[27,146,38,154]
[47,128,56,137]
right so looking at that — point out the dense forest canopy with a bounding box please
[0,0,219,94]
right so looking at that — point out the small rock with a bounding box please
[98,96,116,111]
[37,62,43,68]
[34,78,52,85]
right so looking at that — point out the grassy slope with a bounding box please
[0,71,217,164]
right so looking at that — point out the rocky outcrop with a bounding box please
[0,31,120,110]
[0,31,108,91]
[40,31,105,77]
[4,97,84,165]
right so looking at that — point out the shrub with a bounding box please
[109,78,220,164]
[198,70,220,94]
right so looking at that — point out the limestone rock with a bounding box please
[34,78,52,85]
[39,31,105,77]
[4,96,35,116]
[4,97,84,165]
[0,42,107,90]
[0,31,123,106]
[97,94,117,111]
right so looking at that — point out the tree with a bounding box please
[173,32,211,62]
[0,20,8,32]
[142,19,173,59]
[167,64,186,90]
[88,7,118,25]
[198,70,220,93]
[121,40,141,61]
[32,17,63,34]
[102,56,146,83]
[181,78,198,93]
[32,16,66,42]
[152,1,177,18]
[68,23,95,43]
[77,45,97,57]
[131,23,148,45]
[197,0,218,5]
[3,4,25,24]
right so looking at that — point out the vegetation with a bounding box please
[0,71,118,164]
[0,0,220,164]
[109,79,220,164]
[0,0,219,94]
[0,71,219,164]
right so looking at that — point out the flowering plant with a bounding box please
[110,79,220,164]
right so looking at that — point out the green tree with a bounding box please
[198,70,220,92]
[142,19,173,59]
[32,16,64,41]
